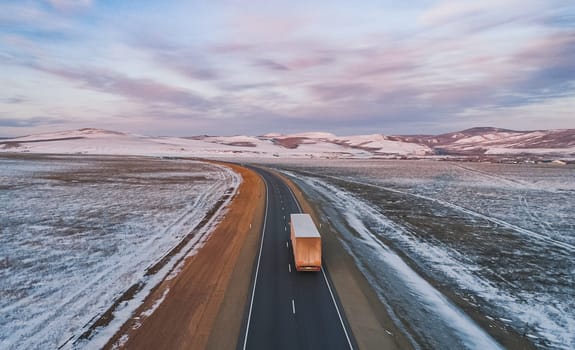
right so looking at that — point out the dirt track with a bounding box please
[105,163,265,350]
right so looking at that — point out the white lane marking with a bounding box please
[292,299,296,314]
[286,241,288,248]
[289,264,291,273]
[285,225,287,231]
[242,175,269,350]
[284,178,354,350]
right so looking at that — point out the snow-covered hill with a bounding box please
[0,128,431,158]
[1,127,573,158]
[393,127,575,156]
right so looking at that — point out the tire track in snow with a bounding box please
[297,170,575,254]
[283,171,504,350]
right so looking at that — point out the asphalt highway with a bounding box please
[238,167,355,350]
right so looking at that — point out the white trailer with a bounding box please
[290,214,322,271]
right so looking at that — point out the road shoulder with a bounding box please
[104,163,265,350]
[205,164,266,350]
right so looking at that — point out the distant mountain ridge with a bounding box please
[1,127,573,158]
[390,127,575,155]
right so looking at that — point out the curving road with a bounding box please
[238,167,355,350]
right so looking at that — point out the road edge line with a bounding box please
[241,173,269,350]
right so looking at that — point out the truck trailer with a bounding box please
[290,214,322,271]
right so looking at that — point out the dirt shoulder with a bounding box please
[105,163,265,350]
[273,170,415,350]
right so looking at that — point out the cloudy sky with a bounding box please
[1,0,574,137]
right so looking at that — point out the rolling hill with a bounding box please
[1,127,573,158]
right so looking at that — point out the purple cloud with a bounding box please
[33,64,211,110]
[1,95,28,104]
[210,43,256,54]
[157,52,220,80]
[252,59,291,72]
[512,32,575,90]
[0,116,66,127]
[310,83,373,101]
[286,55,334,70]
[221,82,278,92]
[131,36,220,81]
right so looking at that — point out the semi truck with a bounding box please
[290,213,322,271]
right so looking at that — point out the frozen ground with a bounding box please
[272,159,574,349]
[0,154,240,349]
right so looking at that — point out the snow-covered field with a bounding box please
[274,159,574,349]
[0,154,240,349]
